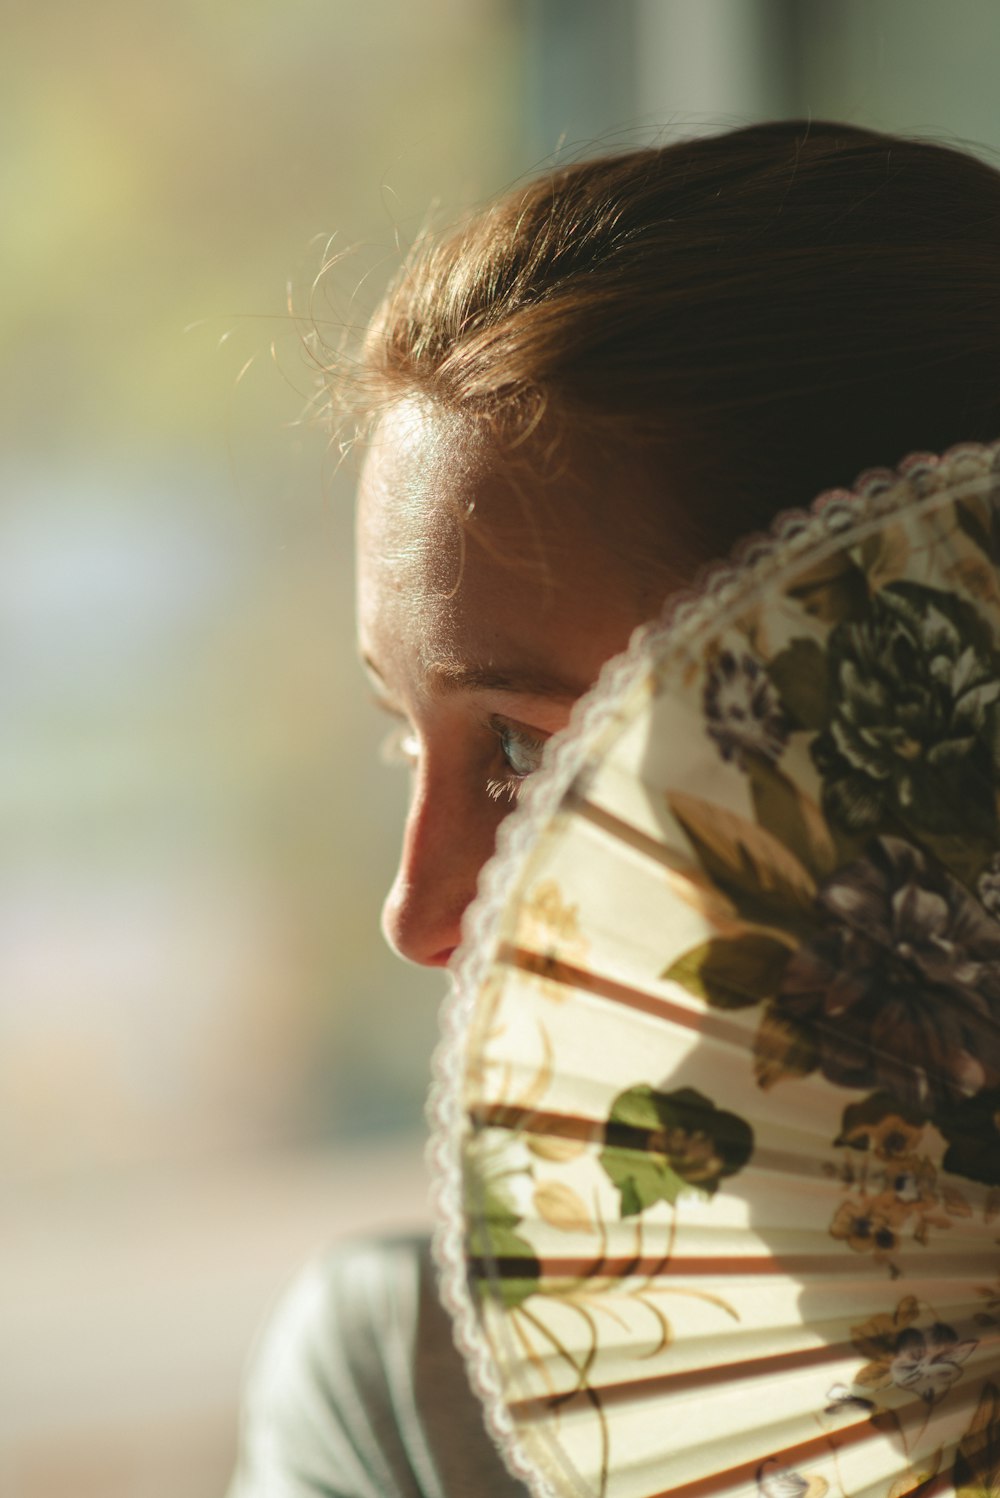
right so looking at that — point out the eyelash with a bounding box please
[377,714,546,799]
[486,720,546,802]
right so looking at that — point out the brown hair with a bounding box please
[355,120,1000,558]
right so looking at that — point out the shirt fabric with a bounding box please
[228,1235,531,1498]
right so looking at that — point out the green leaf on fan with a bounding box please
[753,1003,819,1089]
[466,1180,540,1308]
[664,932,792,1009]
[609,1157,686,1216]
[600,1124,688,1218]
[666,790,821,939]
[766,637,831,731]
[599,1084,754,1216]
[617,1177,643,1218]
[746,751,838,880]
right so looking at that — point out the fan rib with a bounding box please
[505,1324,999,1415]
[630,1400,951,1498]
[498,942,1000,1126]
[655,1410,968,1498]
[468,1249,1000,1281]
[563,790,737,926]
[518,1375,980,1498]
[497,943,752,1046]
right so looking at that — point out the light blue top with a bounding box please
[228,1236,530,1498]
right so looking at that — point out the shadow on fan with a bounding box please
[620,446,1000,1495]
[441,446,1000,1498]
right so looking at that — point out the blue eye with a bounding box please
[496,723,546,779]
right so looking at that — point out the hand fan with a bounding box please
[429,442,1000,1498]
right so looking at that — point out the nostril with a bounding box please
[428,946,459,968]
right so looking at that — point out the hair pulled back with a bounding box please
[359,121,1000,553]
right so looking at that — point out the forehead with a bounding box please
[355,398,646,695]
[357,399,484,610]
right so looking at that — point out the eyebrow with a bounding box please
[362,653,583,702]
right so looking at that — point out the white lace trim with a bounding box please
[425,437,1000,1497]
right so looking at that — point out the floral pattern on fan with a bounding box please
[756,1459,829,1497]
[666,548,1000,1188]
[436,445,1000,1498]
[654,471,1000,1491]
[812,584,1000,839]
[598,1084,754,1216]
[823,1092,973,1271]
[847,1295,977,1408]
[463,1046,746,1490]
[814,1295,985,1495]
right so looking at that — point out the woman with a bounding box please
[230,119,1000,1498]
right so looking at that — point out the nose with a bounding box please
[381,763,505,968]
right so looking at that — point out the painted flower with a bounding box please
[835,1093,926,1161]
[515,879,588,1004]
[974,1282,1000,1328]
[878,1168,943,1229]
[852,1296,919,1367]
[889,1323,977,1403]
[776,837,1000,1119]
[851,1298,977,1406]
[703,649,790,769]
[812,582,1000,835]
[878,1162,933,1209]
[756,1458,828,1497]
[823,1382,875,1417]
[830,1196,900,1258]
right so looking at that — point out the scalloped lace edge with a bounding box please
[424,436,1000,1498]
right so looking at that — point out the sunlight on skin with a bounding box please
[355,397,652,969]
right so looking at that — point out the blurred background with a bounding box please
[4,1,1000,1493]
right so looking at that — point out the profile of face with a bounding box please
[356,398,653,968]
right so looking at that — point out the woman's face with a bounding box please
[356,399,652,968]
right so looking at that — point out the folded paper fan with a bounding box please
[429,442,1000,1498]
